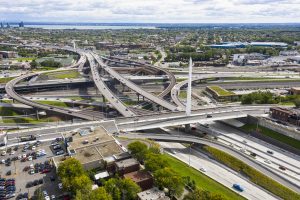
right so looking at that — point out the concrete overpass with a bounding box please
[88,53,137,117]
[94,54,180,111]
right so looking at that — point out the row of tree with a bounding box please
[127,141,226,200]
[241,91,300,107]
[57,158,141,200]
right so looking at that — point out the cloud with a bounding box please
[0,0,299,23]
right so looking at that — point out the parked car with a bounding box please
[55,150,64,155]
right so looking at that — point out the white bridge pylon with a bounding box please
[186,57,192,116]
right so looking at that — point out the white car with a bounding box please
[18,155,22,160]
[51,195,56,199]
[58,183,63,190]
[1,159,5,164]
[22,154,27,158]
[1,151,6,156]
[171,150,176,154]
[200,167,207,172]
[31,146,36,150]
[264,159,272,164]
[10,151,15,155]
[28,156,32,161]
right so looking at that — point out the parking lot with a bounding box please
[0,139,66,199]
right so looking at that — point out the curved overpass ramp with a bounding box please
[102,56,177,99]
[93,54,180,111]
[5,71,100,120]
[87,53,136,117]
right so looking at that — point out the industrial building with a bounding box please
[270,107,300,126]
[209,41,288,49]
[53,126,125,170]
[232,53,269,66]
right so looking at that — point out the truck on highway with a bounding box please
[19,135,36,142]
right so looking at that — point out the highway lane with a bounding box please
[93,53,180,111]
[87,53,136,117]
[120,133,300,193]
[199,123,300,186]
[2,106,270,143]
[160,142,279,200]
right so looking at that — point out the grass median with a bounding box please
[203,146,300,200]
[241,124,300,150]
[161,154,245,200]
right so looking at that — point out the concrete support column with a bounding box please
[102,95,106,103]
[36,109,39,120]
[137,94,140,102]
[185,124,191,133]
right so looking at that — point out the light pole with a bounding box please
[189,143,194,167]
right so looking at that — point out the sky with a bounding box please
[0,0,300,23]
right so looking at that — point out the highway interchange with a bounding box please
[1,43,300,199]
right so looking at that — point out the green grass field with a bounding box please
[208,85,235,96]
[161,154,245,200]
[35,100,68,107]
[16,57,36,62]
[178,91,187,99]
[241,124,300,150]
[0,107,21,116]
[0,77,14,84]
[46,70,80,79]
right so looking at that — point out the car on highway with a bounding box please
[233,183,244,192]
[264,159,272,164]
[279,166,286,171]
[206,114,212,118]
[170,150,176,154]
[199,167,207,172]
[267,150,274,155]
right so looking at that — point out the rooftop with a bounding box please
[62,126,124,165]
[115,158,139,169]
[137,187,170,200]
[124,170,152,182]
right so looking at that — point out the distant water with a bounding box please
[25,24,157,30]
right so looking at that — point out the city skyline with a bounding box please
[0,0,300,23]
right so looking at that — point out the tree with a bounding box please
[145,153,169,172]
[89,187,113,200]
[68,174,93,195]
[293,97,300,108]
[184,187,226,200]
[30,60,38,68]
[104,178,121,200]
[34,188,44,200]
[104,178,141,200]
[154,168,184,197]
[57,158,91,195]
[121,178,141,200]
[57,158,85,179]
[127,141,148,162]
